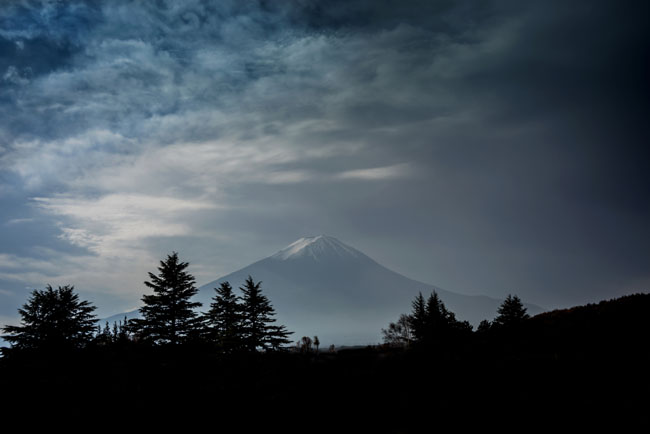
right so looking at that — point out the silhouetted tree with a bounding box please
[409,292,427,342]
[300,336,313,353]
[116,316,130,343]
[493,294,529,328]
[477,319,492,334]
[239,275,292,351]
[313,336,320,353]
[2,284,97,352]
[382,313,413,346]
[95,321,113,346]
[129,252,202,345]
[397,291,472,347]
[112,321,119,340]
[266,325,294,351]
[203,281,243,353]
[95,316,131,346]
[98,322,106,336]
[424,292,452,339]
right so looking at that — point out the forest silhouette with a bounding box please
[0,252,648,430]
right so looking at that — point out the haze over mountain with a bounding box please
[106,235,543,345]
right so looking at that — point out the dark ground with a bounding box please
[1,294,648,431]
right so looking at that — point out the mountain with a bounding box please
[192,235,543,346]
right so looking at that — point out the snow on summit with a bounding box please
[271,235,363,261]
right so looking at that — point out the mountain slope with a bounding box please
[194,236,543,345]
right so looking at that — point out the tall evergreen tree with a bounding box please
[493,294,529,328]
[239,276,292,352]
[409,292,427,342]
[425,292,452,336]
[401,291,472,347]
[129,252,202,345]
[204,281,243,353]
[2,284,97,352]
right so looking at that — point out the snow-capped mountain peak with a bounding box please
[270,235,363,261]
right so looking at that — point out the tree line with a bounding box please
[1,252,292,355]
[2,250,534,356]
[381,291,529,347]
[2,260,645,429]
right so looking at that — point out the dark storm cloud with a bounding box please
[0,0,648,322]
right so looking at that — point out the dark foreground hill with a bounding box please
[0,294,647,430]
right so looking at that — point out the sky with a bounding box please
[0,0,648,325]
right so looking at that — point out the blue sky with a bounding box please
[0,0,648,325]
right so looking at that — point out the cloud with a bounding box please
[1,129,133,191]
[336,163,411,181]
[3,65,30,85]
[0,253,59,272]
[0,0,647,316]
[35,194,218,255]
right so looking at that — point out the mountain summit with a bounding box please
[270,235,364,261]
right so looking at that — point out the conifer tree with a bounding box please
[424,291,472,339]
[116,316,130,343]
[409,292,427,342]
[477,320,492,334]
[2,284,97,352]
[425,292,451,336]
[265,325,294,351]
[97,321,113,345]
[204,281,243,353]
[401,291,472,346]
[239,275,292,352]
[112,321,119,341]
[129,252,202,345]
[493,294,529,328]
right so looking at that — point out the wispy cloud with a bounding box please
[336,164,411,181]
[35,194,218,254]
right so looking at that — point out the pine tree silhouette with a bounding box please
[493,294,529,328]
[399,291,472,347]
[425,292,451,336]
[204,281,243,353]
[129,252,202,345]
[239,275,292,352]
[409,292,427,342]
[477,319,492,334]
[2,284,97,352]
